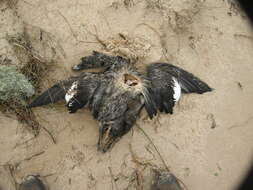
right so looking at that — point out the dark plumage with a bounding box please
[151,169,183,190]
[29,51,212,152]
[19,175,47,190]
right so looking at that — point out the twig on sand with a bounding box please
[128,144,149,190]
[4,164,18,190]
[57,10,78,42]
[13,137,36,149]
[228,116,253,130]
[134,169,144,190]
[42,173,56,178]
[41,126,57,144]
[23,151,45,161]
[135,124,189,190]
[135,124,170,171]
[108,167,119,190]
[129,145,154,168]
[85,25,108,48]
[20,0,35,7]
[78,40,99,44]
[234,33,253,40]
[11,104,40,136]
[8,36,45,63]
[135,23,161,38]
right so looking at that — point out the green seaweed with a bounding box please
[0,65,35,105]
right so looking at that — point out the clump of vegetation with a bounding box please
[20,56,49,90]
[0,65,35,105]
[7,32,51,90]
[0,4,61,138]
[0,65,40,135]
[7,22,65,91]
[1,26,59,136]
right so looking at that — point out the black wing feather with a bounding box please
[151,63,213,94]
[145,63,212,118]
[146,65,175,118]
[28,78,77,108]
[142,88,157,119]
[28,73,101,109]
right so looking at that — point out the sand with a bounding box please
[0,0,253,189]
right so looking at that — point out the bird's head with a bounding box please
[98,120,131,153]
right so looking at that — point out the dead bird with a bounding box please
[19,175,47,190]
[28,51,212,152]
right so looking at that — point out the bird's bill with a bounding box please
[97,126,119,153]
[72,56,94,71]
[72,63,84,71]
[72,56,89,71]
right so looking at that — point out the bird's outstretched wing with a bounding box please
[28,73,100,111]
[149,63,213,94]
[145,63,212,118]
[28,77,78,108]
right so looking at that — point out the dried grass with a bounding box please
[1,25,59,136]
[86,26,151,63]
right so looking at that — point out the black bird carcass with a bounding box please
[28,51,212,152]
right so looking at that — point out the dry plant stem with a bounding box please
[23,151,45,161]
[4,164,18,190]
[42,173,56,178]
[136,124,189,190]
[57,10,78,41]
[10,40,45,62]
[41,126,57,144]
[129,144,155,168]
[135,124,170,171]
[108,167,119,190]
[87,25,108,48]
[234,33,253,40]
[10,104,40,136]
[135,169,144,190]
[13,137,35,149]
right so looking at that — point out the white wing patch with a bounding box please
[25,175,36,181]
[65,81,78,103]
[172,77,181,102]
